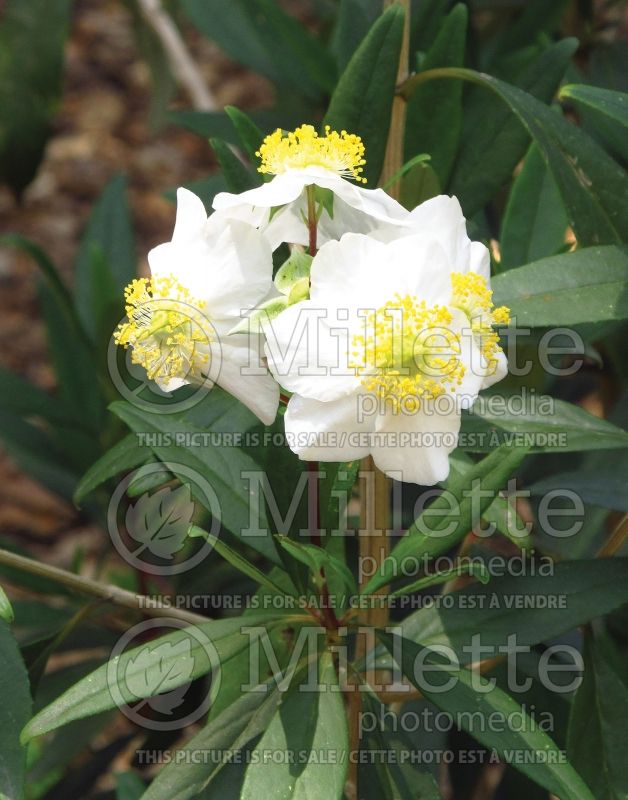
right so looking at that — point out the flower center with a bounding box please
[256,124,367,183]
[349,294,465,412]
[450,272,510,366]
[114,276,212,384]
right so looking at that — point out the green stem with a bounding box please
[0,548,210,626]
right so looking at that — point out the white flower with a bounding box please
[371,194,510,390]
[114,188,279,425]
[265,231,510,485]
[212,125,408,250]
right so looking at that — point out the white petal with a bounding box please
[216,338,279,425]
[309,234,393,310]
[284,393,373,462]
[172,188,208,243]
[148,218,273,321]
[469,240,491,280]
[480,347,508,390]
[373,194,480,273]
[213,171,309,213]
[310,233,454,311]
[372,402,461,485]
[449,308,485,410]
[214,167,407,250]
[264,301,359,401]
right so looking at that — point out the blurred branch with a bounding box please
[137,0,217,111]
[0,547,210,625]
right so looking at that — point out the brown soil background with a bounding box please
[0,0,278,545]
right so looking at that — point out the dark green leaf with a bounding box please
[74,434,151,505]
[378,631,594,800]
[446,40,577,215]
[529,468,628,512]
[404,65,628,245]
[140,675,288,800]
[324,5,405,185]
[561,83,628,162]
[210,138,259,193]
[500,144,568,269]
[164,174,228,209]
[225,106,264,164]
[0,366,71,426]
[38,281,106,438]
[0,621,32,798]
[241,650,348,800]
[0,410,77,499]
[567,630,628,800]
[405,4,467,186]
[363,445,528,594]
[116,771,146,800]
[493,246,628,325]
[21,614,283,741]
[396,559,628,662]
[109,401,279,563]
[181,0,336,99]
[0,0,71,193]
[462,394,628,453]
[277,535,357,596]
[190,525,289,596]
[74,174,136,340]
[330,0,381,72]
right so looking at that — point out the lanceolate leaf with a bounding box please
[324,5,405,185]
[492,246,628,325]
[396,559,628,662]
[378,631,594,800]
[405,4,467,186]
[500,144,569,270]
[225,105,265,163]
[561,83,628,162]
[74,174,136,341]
[139,675,295,800]
[446,40,577,215]
[0,621,31,799]
[240,651,348,800]
[362,445,528,595]
[529,468,628,512]
[73,433,151,505]
[462,395,628,453]
[567,630,628,800]
[210,138,260,193]
[21,614,285,741]
[0,0,72,193]
[403,66,628,244]
[110,401,279,563]
[181,0,336,99]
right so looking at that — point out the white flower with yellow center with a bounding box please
[372,194,510,388]
[212,124,408,250]
[265,232,509,485]
[114,188,279,424]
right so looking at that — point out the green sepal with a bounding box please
[274,251,313,295]
[229,296,289,334]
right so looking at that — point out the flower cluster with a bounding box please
[116,126,510,485]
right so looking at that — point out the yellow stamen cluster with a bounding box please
[450,272,510,366]
[256,124,367,183]
[114,276,212,384]
[350,294,465,412]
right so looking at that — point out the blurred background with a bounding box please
[0,2,627,796]
[1,0,626,563]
